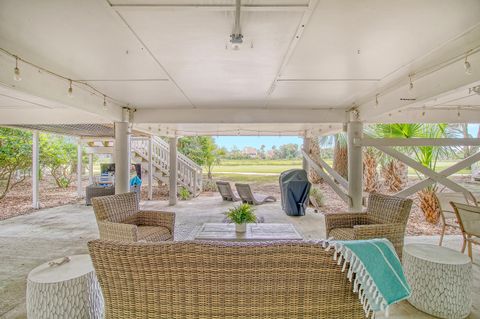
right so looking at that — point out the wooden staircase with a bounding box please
[131,136,202,196]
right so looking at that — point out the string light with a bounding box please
[13,57,21,81]
[375,94,379,107]
[67,80,73,97]
[102,95,108,110]
[464,56,472,75]
[1,47,125,109]
[409,75,414,90]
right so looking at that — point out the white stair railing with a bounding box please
[131,136,202,196]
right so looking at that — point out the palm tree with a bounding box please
[333,133,348,180]
[363,147,379,193]
[372,123,449,223]
[307,137,323,184]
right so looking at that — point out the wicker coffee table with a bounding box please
[194,223,302,241]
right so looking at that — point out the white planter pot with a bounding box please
[235,223,247,233]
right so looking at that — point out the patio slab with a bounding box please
[0,195,478,318]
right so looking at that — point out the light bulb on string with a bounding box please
[409,75,414,90]
[13,57,21,81]
[102,95,108,110]
[464,56,472,75]
[67,80,73,97]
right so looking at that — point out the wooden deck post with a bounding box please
[347,121,363,211]
[32,131,40,209]
[169,137,178,206]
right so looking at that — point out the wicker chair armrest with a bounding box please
[353,223,405,239]
[97,220,138,242]
[138,210,176,234]
[324,212,369,235]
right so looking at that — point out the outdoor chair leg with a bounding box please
[439,224,446,246]
[461,234,467,253]
[467,240,472,261]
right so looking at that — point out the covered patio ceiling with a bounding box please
[0,0,479,137]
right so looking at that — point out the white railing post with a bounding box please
[148,136,153,200]
[88,153,94,185]
[169,137,178,206]
[77,142,83,198]
[32,131,40,209]
[114,109,131,194]
[347,121,363,211]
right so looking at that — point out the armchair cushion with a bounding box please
[137,226,172,242]
[324,212,369,235]
[92,193,176,242]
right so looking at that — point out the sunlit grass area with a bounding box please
[211,173,280,183]
[207,159,471,179]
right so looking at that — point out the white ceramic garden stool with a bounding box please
[27,254,104,319]
[403,244,472,319]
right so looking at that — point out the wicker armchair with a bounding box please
[325,193,412,259]
[89,240,365,319]
[91,192,175,242]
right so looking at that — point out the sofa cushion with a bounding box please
[137,226,172,242]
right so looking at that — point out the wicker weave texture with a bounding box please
[325,193,412,258]
[91,192,175,242]
[88,240,365,319]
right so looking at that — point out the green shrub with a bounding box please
[57,177,71,188]
[224,203,257,224]
[309,187,325,208]
[178,187,191,200]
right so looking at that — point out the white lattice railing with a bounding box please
[131,136,202,196]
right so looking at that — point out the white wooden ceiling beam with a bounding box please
[0,109,111,125]
[357,50,480,122]
[133,108,346,124]
[371,108,480,123]
[109,3,309,11]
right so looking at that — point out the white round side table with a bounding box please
[403,244,472,319]
[27,254,104,319]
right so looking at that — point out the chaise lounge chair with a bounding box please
[216,181,241,202]
[235,183,276,205]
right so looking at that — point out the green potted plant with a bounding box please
[224,203,257,233]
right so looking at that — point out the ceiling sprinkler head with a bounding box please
[230,34,243,50]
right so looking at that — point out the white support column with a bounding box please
[77,143,83,198]
[88,153,94,185]
[302,136,311,172]
[169,137,178,206]
[114,109,131,194]
[147,136,153,200]
[347,121,363,211]
[32,131,40,209]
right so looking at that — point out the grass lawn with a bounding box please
[211,173,280,183]
[213,159,305,174]
[207,158,471,181]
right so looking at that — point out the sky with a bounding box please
[215,136,303,150]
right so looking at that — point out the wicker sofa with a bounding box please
[88,240,365,319]
[91,192,175,242]
[325,193,412,259]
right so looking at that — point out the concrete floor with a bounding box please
[0,195,479,318]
